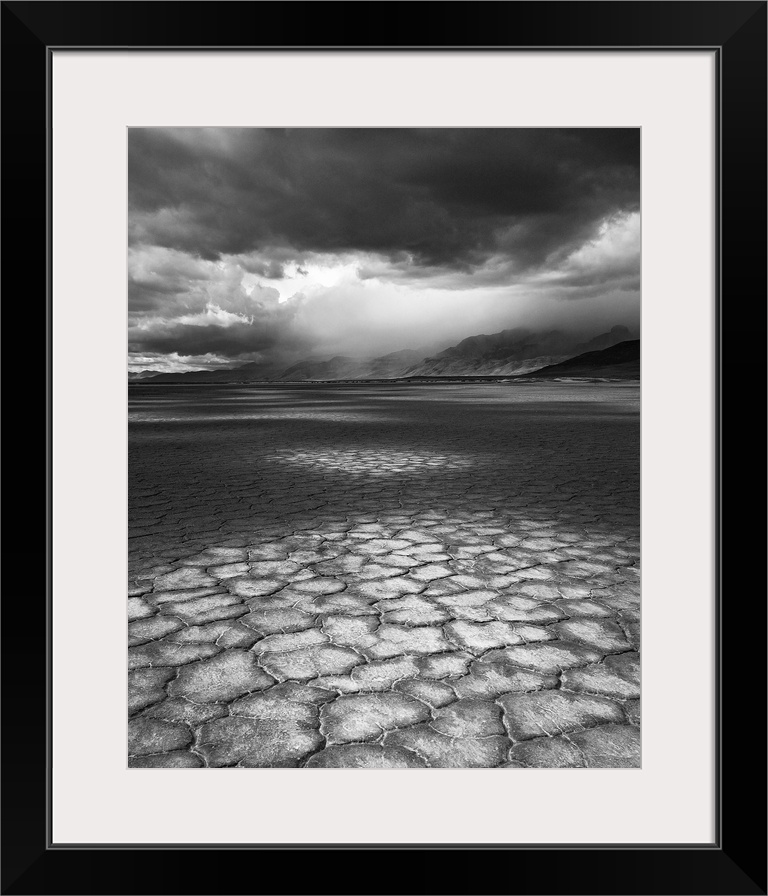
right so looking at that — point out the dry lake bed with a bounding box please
[128,382,640,768]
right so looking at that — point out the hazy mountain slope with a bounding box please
[277,356,362,381]
[276,349,426,381]
[365,349,426,378]
[520,339,640,378]
[403,325,631,377]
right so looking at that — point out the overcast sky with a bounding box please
[129,128,640,374]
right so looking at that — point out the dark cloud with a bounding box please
[129,128,638,271]
[128,128,640,371]
[129,318,292,357]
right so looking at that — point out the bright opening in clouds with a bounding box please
[128,128,640,375]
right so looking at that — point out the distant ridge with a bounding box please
[276,349,425,381]
[130,360,285,384]
[131,325,638,383]
[400,325,632,377]
[519,340,640,379]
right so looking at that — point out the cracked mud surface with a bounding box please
[129,383,640,768]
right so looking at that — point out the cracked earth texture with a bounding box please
[129,383,640,768]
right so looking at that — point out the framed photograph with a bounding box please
[3,2,765,893]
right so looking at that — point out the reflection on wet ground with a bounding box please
[128,383,640,768]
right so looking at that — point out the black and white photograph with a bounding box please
[127,127,641,769]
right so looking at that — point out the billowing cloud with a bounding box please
[128,128,640,372]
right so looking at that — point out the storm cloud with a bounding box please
[128,128,640,373]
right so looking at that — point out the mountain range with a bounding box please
[276,349,426,382]
[400,325,632,378]
[519,339,640,379]
[131,324,638,383]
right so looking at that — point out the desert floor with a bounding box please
[128,382,640,768]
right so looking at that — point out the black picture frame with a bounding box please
[2,2,765,893]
